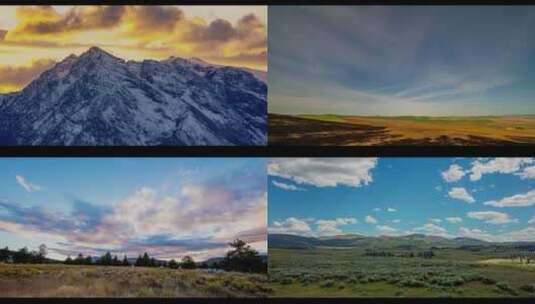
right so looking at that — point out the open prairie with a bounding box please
[268,246,535,298]
[0,263,270,297]
[268,114,535,146]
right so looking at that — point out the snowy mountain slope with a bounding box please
[0,47,267,146]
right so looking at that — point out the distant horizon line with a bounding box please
[270,112,535,118]
[268,232,535,244]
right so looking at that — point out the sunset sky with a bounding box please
[0,158,267,261]
[0,5,267,93]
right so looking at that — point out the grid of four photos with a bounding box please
[0,3,534,300]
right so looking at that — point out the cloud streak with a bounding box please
[15,174,42,192]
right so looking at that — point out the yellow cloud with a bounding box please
[0,5,267,88]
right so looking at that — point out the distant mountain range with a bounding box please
[269,233,535,250]
[0,47,267,146]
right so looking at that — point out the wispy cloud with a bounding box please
[272,180,304,191]
[484,189,535,208]
[467,211,517,225]
[15,174,42,192]
[269,6,535,115]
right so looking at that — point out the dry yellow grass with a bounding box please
[0,263,271,297]
[269,113,535,146]
[479,259,535,271]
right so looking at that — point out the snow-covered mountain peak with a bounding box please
[0,48,267,146]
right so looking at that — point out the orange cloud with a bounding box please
[0,59,56,93]
[0,6,266,73]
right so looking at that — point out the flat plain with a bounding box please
[268,114,535,146]
[0,263,271,297]
[268,234,535,297]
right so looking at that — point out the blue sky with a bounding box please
[0,158,267,261]
[269,6,535,116]
[268,158,535,242]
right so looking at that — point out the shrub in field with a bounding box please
[398,278,426,288]
[320,280,335,288]
[520,284,535,293]
[480,277,496,285]
[280,278,293,285]
[496,282,518,295]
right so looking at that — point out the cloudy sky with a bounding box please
[269,158,535,242]
[0,158,267,261]
[0,5,267,93]
[269,6,535,116]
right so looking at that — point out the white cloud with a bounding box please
[387,207,397,212]
[435,185,442,192]
[15,175,42,192]
[458,226,535,242]
[429,218,442,223]
[365,215,378,224]
[441,164,466,183]
[445,217,463,224]
[516,166,535,180]
[448,187,475,203]
[469,158,534,181]
[270,217,358,237]
[528,216,535,225]
[376,225,397,234]
[270,217,311,235]
[467,211,517,225]
[316,218,357,236]
[272,180,304,191]
[373,208,381,212]
[412,223,452,238]
[484,189,535,208]
[268,158,378,188]
[391,219,401,223]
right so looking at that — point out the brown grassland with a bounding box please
[268,114,535,146]
[0,263,271,297]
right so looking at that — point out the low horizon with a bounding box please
[269,231,533,243]
[270,112,535,118]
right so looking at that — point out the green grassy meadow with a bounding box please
[268,248,535,297]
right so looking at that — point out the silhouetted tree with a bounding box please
[65,255,73,265]
[181,255,196,269]
[168,259,179,269]
[13,247,32,264]
[122,255,129,266]
[220,239,266,273]
[0,247,10,262]
[100,252,112,265]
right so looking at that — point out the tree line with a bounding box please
[0,239,266,273]
[363,249,435,259]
